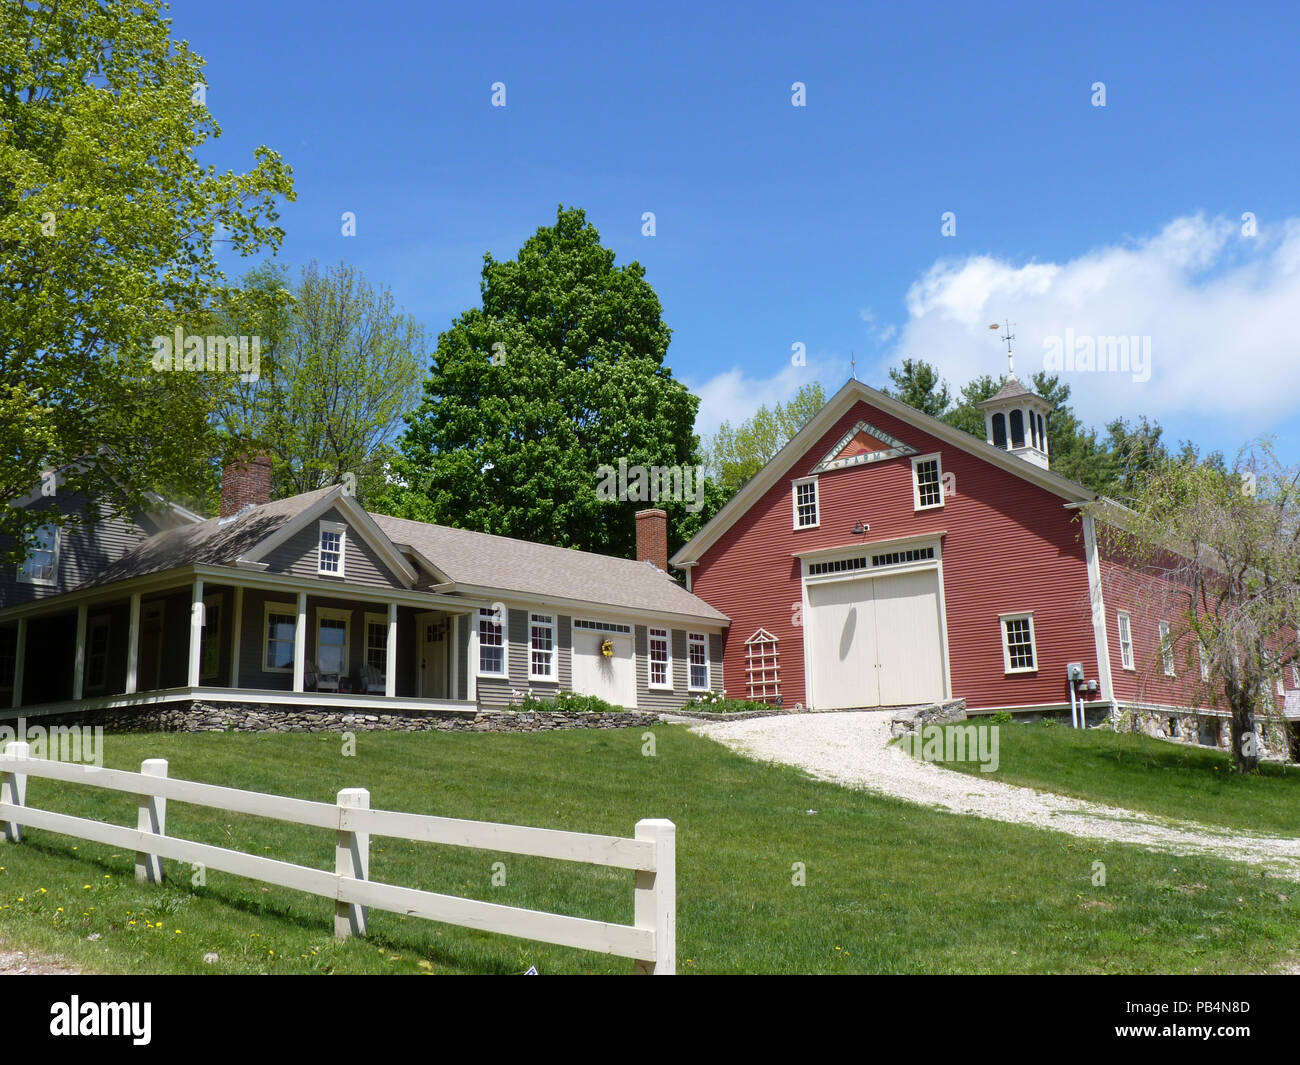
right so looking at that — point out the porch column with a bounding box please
[125,592,141,694]
[72,604,87,701]
[187,579,204,688]
[385,603,397,698]
[450,614,460,702]
[230,586,243,688]
[11,618,25,709]
[293,591,307,693]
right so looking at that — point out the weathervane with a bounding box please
[989,320,1016,377]
[850,350,857,381]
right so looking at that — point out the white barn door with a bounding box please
[807,579,880,709]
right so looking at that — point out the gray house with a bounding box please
[0,457,728,719]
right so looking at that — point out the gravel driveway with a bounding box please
[693,712,1300,880]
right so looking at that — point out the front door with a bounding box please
[416,612,449,699]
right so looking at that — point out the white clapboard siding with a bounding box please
[345,808,657,870]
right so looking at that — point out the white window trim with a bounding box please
[17,524,60,586]
[1158,621,1175,677]
[477,607,508,678]
[1117,611,1135,671]
[791,476,820,530]
[363,611,389,675]
[315,607,351,677]
[200,593,223,681]
[263,600,298,673]
[687,632,710,691]
[529,612,557,682]
[648,626,673,690]
[911,453,945,512]
[1000,612,1038,674]
[317,519,347,578]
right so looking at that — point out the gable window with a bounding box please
[687,632,709,691]
[1001,613,1037,673]
[85,615,111,692]
[648,627,671,689]
[529,613,555,681]
[745,629,780,702]
[478,607,506,676]
[1158,622,1175,676]
[17,524,59,585]
[200,595,222,681]
[1117,611,1134,670]
[264,602,297,672]
[317,520,346,577]
[911,455,944,510]
[792,478,819,530]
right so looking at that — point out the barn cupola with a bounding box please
[976,337,1053,470]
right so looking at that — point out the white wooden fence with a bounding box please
[0,742,675,974]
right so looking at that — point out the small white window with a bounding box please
[792,477,819,529]
[1001,613,1037,673]
[478,607,506,676]
[1158,622,1174,676]
[264,602,298,672]
[687,633,709,691]
[17,524,59,585]
[1117,611,1134,671]
[318,520,346,577]
[529,613,555,681]
[648,627,671,689]
[911,455,944,511]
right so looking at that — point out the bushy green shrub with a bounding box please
[989,711,1013,725]
[507,689,623,714]
[683,691,778,714]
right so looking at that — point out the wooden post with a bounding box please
[125,592,141,695]
[187,580,204,688]
[293,592,307,693]
[230,586,244,688]
[633,818,676,974]
[385,603,397,698]
[335,788,369,939]
[11,618,25,709]
[0,741,30,843]
[72,605,87,701]
[135,759,168,884]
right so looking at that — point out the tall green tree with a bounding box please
[375,207,701,558]
[0,0,293,553]
[884,358,952,419]
[209,260,425,506]
[708,382,827,492]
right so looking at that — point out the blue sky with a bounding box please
[174,0,1300,462]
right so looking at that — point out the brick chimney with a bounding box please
[635,508,669,573]
[221,453,272,517]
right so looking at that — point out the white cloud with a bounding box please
[688,357,848,444]
[877,214,1300,435]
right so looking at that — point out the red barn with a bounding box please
[672,370,1299,746]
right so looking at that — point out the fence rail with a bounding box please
[0,742,675,974]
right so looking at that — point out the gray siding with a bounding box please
[0,493,166,608]
[261,507,405,590]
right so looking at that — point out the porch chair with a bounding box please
[359,663,386,694]
[304,660,341,693]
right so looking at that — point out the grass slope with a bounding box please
[933,721,1300,837]
[0,726,1296,974]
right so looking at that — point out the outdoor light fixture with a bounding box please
[852,521,870,539]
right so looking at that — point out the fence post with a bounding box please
[0,741,30,844]
[136,759,168,884]
[335,788,370,940]
[633,818,676,974]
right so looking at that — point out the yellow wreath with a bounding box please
[600,638,615,658]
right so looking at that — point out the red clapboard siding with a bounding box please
[691,398,1103,710]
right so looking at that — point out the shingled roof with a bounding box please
[372,513,729,623]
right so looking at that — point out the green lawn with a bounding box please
[0,726,1297,974]
[931,720,1300,837]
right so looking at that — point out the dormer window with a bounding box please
[317,520,346,577]
[17,524,59,585]
[792,477,819,530]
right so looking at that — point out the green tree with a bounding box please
[708,382,827,492]
[209,260,425,506]
[375,206,701,558]
[0,0,293,552]
[884,358,952,419]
